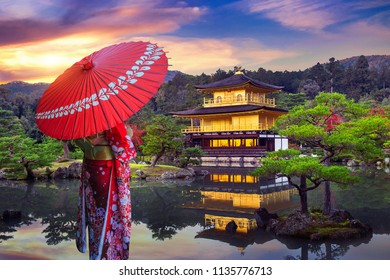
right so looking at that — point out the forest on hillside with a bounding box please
[0,54,389,142]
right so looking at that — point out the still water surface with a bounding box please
[0,167,389,260]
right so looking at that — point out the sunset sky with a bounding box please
[0,0,389,83]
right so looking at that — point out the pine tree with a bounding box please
[0,110,25,137]
[351,55,376,100]
[254,93,390,214]
[325,57,345,93]
[141,115,184,167]
[306,63,330,93]
[0,110,63,179]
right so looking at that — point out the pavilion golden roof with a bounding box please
[171,104,287,117]
[194,72,284,93]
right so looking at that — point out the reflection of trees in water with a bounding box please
[1,179,202,245]
[283,234,372,260]
[285,243,349,260]
[0,182,37,243]
[0,213,35,243]
[131,185,203,240]
[309,243,349,260]
[34,181,78,245]
[308,169,390,233]
[334,169,390,234]
[195,225,372,260]
[348,208,390,234]
[42,213,77,245]
[40,183,78,245]
[1,168,388,255]
[0,179,79,245]
[0,222,17,243]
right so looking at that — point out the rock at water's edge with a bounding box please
[254,207,279,228]
[266,210,372,241]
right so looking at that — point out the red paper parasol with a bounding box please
[35,41,168,140]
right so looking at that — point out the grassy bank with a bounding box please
[129,164,180,178]
[34,160,180,179]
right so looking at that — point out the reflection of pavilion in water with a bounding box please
[188,168,299,235]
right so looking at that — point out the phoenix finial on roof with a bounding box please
[234,65,244,74]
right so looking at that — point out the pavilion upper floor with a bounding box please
[203,89,276,108]
[172,106,287,134]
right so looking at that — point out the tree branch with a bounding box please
[287,176,300,189]
[306,181,323,191]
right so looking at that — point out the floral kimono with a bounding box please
[75,123,136,260]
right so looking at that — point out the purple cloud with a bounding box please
[0,69,18,82]
[0,19,69,46]
[0,0,206,46]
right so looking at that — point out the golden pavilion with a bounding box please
[171,69,289,166]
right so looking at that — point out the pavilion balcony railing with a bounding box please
[203,96,276,107]
[182,123,269,133]
[202,148,266,156]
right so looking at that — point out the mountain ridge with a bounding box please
[1,55,389,95]
[339,55,390,70]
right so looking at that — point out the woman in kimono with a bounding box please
[74,123,136,260]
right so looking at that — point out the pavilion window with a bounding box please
[211,174,229,182]
[245,139,254,147]
[230,139,242,147]
[233,174,242,182]
[245,176,257,183]
[211,139,229,147]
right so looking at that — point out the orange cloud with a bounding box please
[0,34,116,83]
[0,32,298,83]
[134,36,297,75]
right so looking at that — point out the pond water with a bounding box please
[0,167,389,260]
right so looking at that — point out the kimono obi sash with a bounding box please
[83,145,114,160]
[74,134,114,160]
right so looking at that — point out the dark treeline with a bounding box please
[1,55,389,139]
[0,82,48,142]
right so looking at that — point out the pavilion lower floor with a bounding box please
[183,131,288,167]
